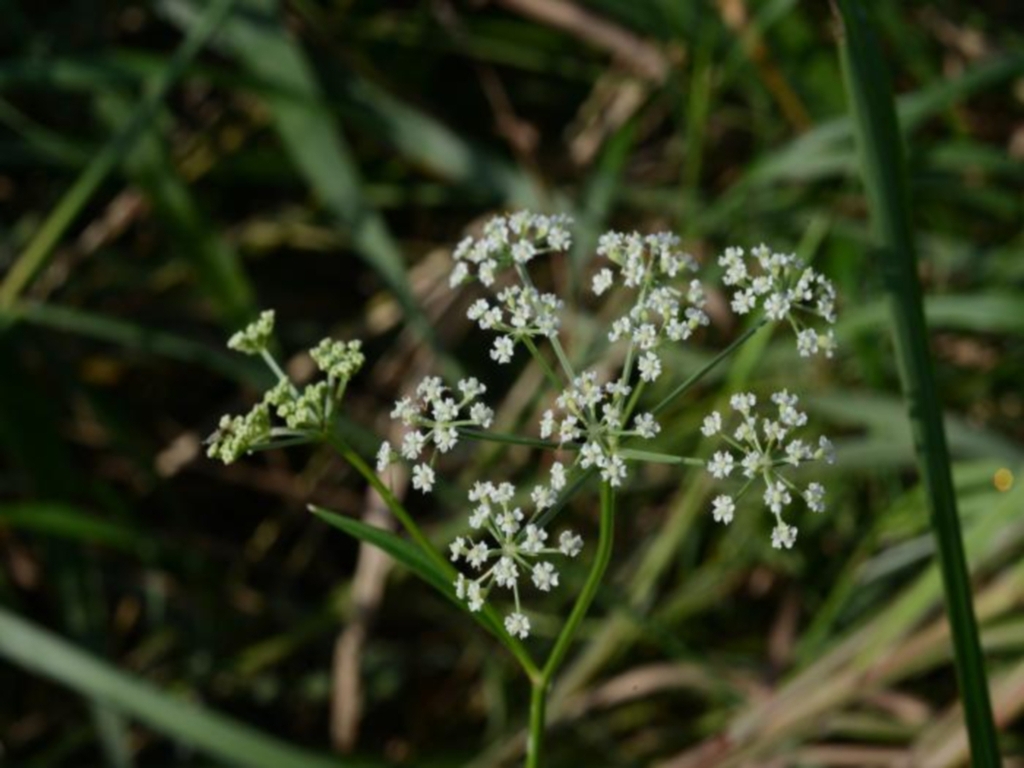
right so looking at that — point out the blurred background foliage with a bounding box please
[1,1,1023,766]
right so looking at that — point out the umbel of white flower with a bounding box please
[719,245,838,358]
[701,390,835,549]
[449,473,583,639]
[540,370,661,487]
[377,376,495,493]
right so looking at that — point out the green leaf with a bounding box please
[0,607,375,768]
[309,506,515,654]
[309,505,452,597]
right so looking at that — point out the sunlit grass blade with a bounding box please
[0,607,367,768]
[835,1,1000,764]
[0,0,237,310]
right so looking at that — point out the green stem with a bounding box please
[548,337,577,382]
[522,336,563,390]
[525,680,547,768]
[650,319,767,416]
[835,2,999,764]
[527,482,616,767]
[457,427,569,451]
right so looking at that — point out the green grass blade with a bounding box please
[3,301,269,387]
[162,0,450,369]
[0,607,369,768]
[0,502,150,552]
[95,91,256,328]
[835,1,1000,764]
[0,0,237,310]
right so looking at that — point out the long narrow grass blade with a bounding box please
[0,607,364,768]
[161,0,450,369]
[0,0,236,309]
[834,1,1000,764]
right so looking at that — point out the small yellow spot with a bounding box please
[994,468,1014,492]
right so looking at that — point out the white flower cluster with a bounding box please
[468,285,564,365]
[539,370,661,487]
[450,474,583,639]
[378,376,495,493]
[596,233,710,376]
[701,390,835,549]
[449,211,573,288]
[719,245,837,358]
[451,212,572,366]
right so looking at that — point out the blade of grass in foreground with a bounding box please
[834,1,1000,764]
[0,607,372,768]
[0,0,236,310]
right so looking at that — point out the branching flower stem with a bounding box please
[651,319,768,416]
[526,481,616,768]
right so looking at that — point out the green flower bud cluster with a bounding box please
[310,338,365,380]
[207,403,272,464]
[208,310,365,464]
[227,310,275,354]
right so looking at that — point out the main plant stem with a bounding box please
[526,482,616,768]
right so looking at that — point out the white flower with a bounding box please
[771,522,797,550]
[531,485,555,510]
[540,410,555,439]
[708,450,735,479]
[493,556,519,588]
[638,351,662,382]
[711,494,735,524]
[491,335,515,364]
[817,436,836,464]
[580,441,604,469]
[376,441,393,472]
[449,536,467,562]
[732,290,756,314]
[601,454,627,486]
[470,402,494,428]
[505,612,530,639]
[634,412,660,439]
[701,412,721,437]
[531,562,559,591]
[592,268,614,295]
[458,377,486,399]
[730,392,756,413]
[550,462,567,491]
[467,542,489,569]
[797,328,819,357]
[559,531,583,557]
[805,482,826,513]
[411,464,435,493]
[401,431,426,460]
